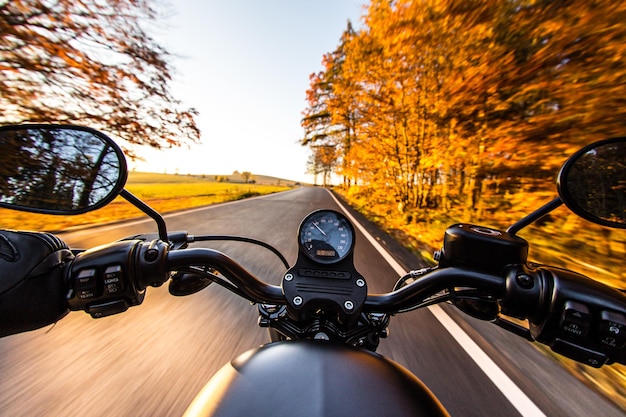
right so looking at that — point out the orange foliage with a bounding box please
[303,0,626,210]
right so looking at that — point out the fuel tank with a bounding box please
[183,340,449,417]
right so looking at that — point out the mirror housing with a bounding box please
[557,137,626,229]
[0,124,127,215]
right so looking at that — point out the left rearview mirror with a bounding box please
[0,124,127,215]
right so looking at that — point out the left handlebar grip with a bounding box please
[67,239,169,318]
[0,230,73,337]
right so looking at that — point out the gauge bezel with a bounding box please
[298,209,356,265]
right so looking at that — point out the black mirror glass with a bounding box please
[558,137,626,229]
[0,124,127,214]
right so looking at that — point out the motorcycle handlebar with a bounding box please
[64,239,626,367]
[166,248,284,304]
[364,267,505,313]
[165,248,626,366]
[165,246,507,314]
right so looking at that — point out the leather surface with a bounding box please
[0,230,73,336]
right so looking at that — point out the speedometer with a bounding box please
[298,210,355,264]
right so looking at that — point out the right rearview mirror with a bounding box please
[557,137,626,229]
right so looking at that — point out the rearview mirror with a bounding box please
[0,124,127,214]
[558,137,626,229]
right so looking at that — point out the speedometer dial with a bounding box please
[298,210,355,264]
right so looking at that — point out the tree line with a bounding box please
[302,0,626,221]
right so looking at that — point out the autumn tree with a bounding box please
[492,0,626,149]
[302,22,358,186]
[306,144,337,186]
[0,0,200,153]
[303,0,626,222]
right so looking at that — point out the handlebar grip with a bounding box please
[0,230,73,336]
[506,265,626,367]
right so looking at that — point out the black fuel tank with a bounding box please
[183,340,449,417]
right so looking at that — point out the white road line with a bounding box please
[327,190,547,417]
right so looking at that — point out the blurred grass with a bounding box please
[0,171,292,232]
[334,185,626,411]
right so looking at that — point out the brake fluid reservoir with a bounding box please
[439,224,529,272]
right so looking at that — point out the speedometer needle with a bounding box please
[313,222,327,236]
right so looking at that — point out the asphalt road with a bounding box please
[0,187,623,416]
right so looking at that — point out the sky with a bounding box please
[128,0,367,184]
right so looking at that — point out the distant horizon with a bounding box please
[127,169,309,185]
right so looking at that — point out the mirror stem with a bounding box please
[507,197,563,235]
[120,189,168,241]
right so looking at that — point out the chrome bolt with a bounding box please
[344,300,354,310]
[516,274,534,289]
[293,296,303,306]
[284,274,294,281]
[356,279,365,287]
[144,248,159,262]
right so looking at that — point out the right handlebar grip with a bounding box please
[507,265,626,368]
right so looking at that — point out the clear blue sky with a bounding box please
[129,0,366,183]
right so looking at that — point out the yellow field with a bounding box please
[0,172,292,231]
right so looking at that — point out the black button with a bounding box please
[75,268,98,299]
[598,310,626,348]
[103,265,124,296]
[75,269,96,287]
[560,301,591,338]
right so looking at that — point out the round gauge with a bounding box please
[298,210,355,264]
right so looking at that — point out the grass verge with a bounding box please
[0,172,292,231]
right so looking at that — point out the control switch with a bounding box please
[559,301,591,338]
[103,265,124,296]
[598,310,626,349]
[75,268,98,299]
[552,338,607,368]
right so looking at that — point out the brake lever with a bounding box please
[119,231,190,250]
[493,317,534,341]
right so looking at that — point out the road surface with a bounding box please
[0,187,622,416]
